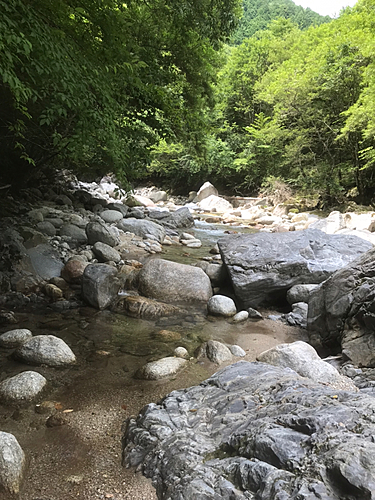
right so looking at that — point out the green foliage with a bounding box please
[232,0,331,45]
[0,0,241,187]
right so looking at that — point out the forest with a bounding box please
[1,0,375,206]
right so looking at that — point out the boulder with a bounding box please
[117,218,165,243]
[137,357,188,380]
[60,224,88,244]
[82,264,120,309]
[196,181,218,202]
[123,361,375,500]
[0,329,33,348]
[0,371,47,403]
[106,203,129,217]
[308,247,375,367]
[86,221,120,247]
[149,190,168,203]
[207,295,236,317]
[138,259,212,304]
[27,244,64,280]
[0,432,25,496]
[15,335,76,367]
[198,195,233,213]
[92,242,121,263]
[257,341,356,391]
[218,228,372,308]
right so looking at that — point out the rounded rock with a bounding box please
[15,335,76,367]
[232,311,249,323]
[0,432,25,495]
[0,371,47,403]
[174,347,189,359]
[0,329,33,349]
[61,259,88,284]
[137,357,188,380]
[229,345,246,357]
[207,295,236,317]
[206,340,233,364]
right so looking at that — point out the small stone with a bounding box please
[0,329,33,348]
[44,283,64,300]
[207,295,237,317]
[137,357,188,380]
[232,311,249,323]
[229,345,246,357]
[174,347,189,359]
[206,340,232,364]
[46,414,67,427]
[247,307,263,319]
[61,259,88,284]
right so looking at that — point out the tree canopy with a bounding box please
[0,0,241,187]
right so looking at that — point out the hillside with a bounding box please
[232,0,331,44]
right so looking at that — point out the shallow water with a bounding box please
[0,220,307,500]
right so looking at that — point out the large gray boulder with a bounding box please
[138,259,212,304]
[82,263,120,309]
[308,247,375,367]
[218,228,372,308]
[0,432,25,496]
[15,335,76,367]
[123,361,375,500]
[117,218,165,242]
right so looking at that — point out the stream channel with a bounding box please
[0,220,306,500]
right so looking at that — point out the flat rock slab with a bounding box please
[137,357,188,380]
[218,228,372,308]
[124,361,375,500]
[0,371,47,403]
[15,335,76,367]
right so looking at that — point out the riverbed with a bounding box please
[0,220,307,500]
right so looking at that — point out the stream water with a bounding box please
[0,220,307,500]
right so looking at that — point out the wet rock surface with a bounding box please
[123,361,375,500]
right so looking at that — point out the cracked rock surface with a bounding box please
[123,361,375,500]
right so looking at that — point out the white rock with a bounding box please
[138,357,188,380]
[232,311,249,323]
[207,295,236,317]
[15,335,76,367]
[0,371,47,403]
[198,195,233,214]
[309,211,346,234]
[206,340,232,364]
[257,341,357,391]
[174,347,189,359]
[196,182,218,202]
[0,432,25,495]
[0,329,33,348]
[344,212,375,232]
[229,345,246,357]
